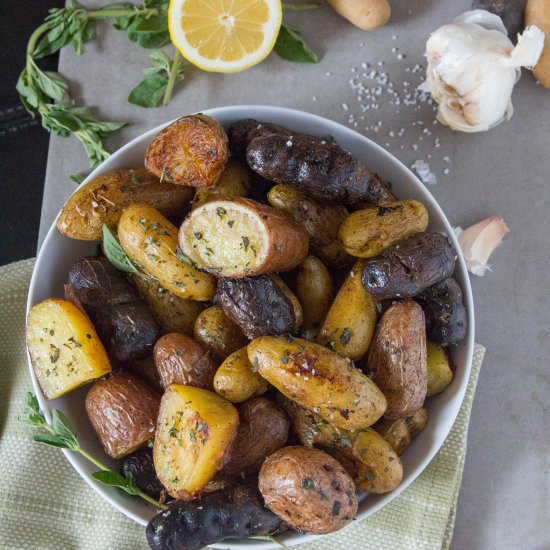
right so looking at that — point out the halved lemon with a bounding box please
[168,0,283,73]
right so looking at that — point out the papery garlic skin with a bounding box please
[420,10,545,133]
[454,216,510,276]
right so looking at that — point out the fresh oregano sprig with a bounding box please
[21,392,167,510]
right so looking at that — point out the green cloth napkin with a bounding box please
[0,259,485,550]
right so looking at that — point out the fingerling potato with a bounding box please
[213,346,269,403]
[338,200,429,258]
[145,114,229,187]
[26,298,111,400]
[269,274,303,333]
[375,408,428,455]
[317,260,378,360]
[154,333,217,390]
[367,299,428,419]
[56,167,193,241]
[85,373,160,459]
[153,385,239,499]
[118,204,215,301]
[426,342,453,396]
[248,336,387,430]
[179,198,309,278]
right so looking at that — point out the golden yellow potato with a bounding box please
[338,200,429,258]
[526,0,550,88]
[56,167,194,241]
[153,385,239,499]
[193,305,248,362]
[248,336,386,430]
[118,204,215,301]
[269,274,303,333]
[213,346,269,403]
[375,408,429,455]
[328,0,391,31]
[129,273,204,336]
[26,299,111,399]
[295,256,334,340]
[317,260,378,360]
[427,342,453,396]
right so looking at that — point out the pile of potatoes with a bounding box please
[27,114,467,550]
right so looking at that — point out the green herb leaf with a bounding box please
[102,224,139,273]
[91,471,138,495]
[33,434,72,449]
[70,173,86,185]
[274,23,318,63]
[128,76,168,108]
[34,68,69,101]
[51,409,78,444]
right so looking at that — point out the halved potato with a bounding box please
[153,385,239,499]
[426,342,453,396]
[118,204,215,300]
[26,299,111,399]
[178,198,309,278]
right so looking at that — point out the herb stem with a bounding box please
[27,22,53,58]
[78,448,111,471]
[135,488,169,509]
[163,48,181,106]
[282,2,321,11]
[88,7,158,20]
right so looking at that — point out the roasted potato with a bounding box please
[121,447,168,501]
[179,198,309,278]
[213,346,269,403]
[153,385,239,499]
[267,184,352,268]
[128,273,204,336]
[295,256,334,340]
[222,397,290,478]
[85,373,160,459]
[67,256,160,363]
[193,305,248,362]
[217,276,296,339]
[317,260,378,360]
[375,408,428,455]
[126,355,162,390]
[247,132,395,206]
[259,446,358,534]
[191,159,252,209]
[269,274,303,333]
[26,298,112,399]
[416,277,467,345]
[145,114,229,187]
[338,200,429,258]
[426,342,453,396]
[361,232,456,300]
[146,485,284,550]
[56,167,194,241]
[367,300,428,419]
[248,336,387,430]
[118,204,215,301]
[154,333,217,389]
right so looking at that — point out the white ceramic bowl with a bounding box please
[27,105,474,549]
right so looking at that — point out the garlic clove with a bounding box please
[454,216,510,276]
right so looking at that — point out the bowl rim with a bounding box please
[27,104,475,549]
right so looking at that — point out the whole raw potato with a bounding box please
[526,0,550,88]
[328,0,391,31]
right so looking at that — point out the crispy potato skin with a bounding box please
[68,257,160,363]
[214,346,269,403]
[222,397,290,478]
[259,446,358,534]
[128,273,204,336]
[217,276,295,339]
[367,300,428,419]
[268,184,352,268]
[154,333,217,390]
[191,159,252,209]
[426,342,453,396]
[248,336,387,430]
[153,385,239,499]
[247,133,395,206]
[295,256,334,340]
[56,167,193,241]
[145,115,229,187]
[416,277,467,345]
[121,447,169,501]
[179,198,309,278]
[26,299,112,399]
[85,373,160,459]
[118,204,215,300]
[146,485,284,550]
[317,260,377,360]
[193,305,248,362]
[361,232,456,300]
[269,274,303,333]
[374,408,428,455]
[338,200,429,258]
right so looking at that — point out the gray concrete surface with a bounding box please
[38,1,550,548]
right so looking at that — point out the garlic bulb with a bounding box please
[420,10,545,132]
